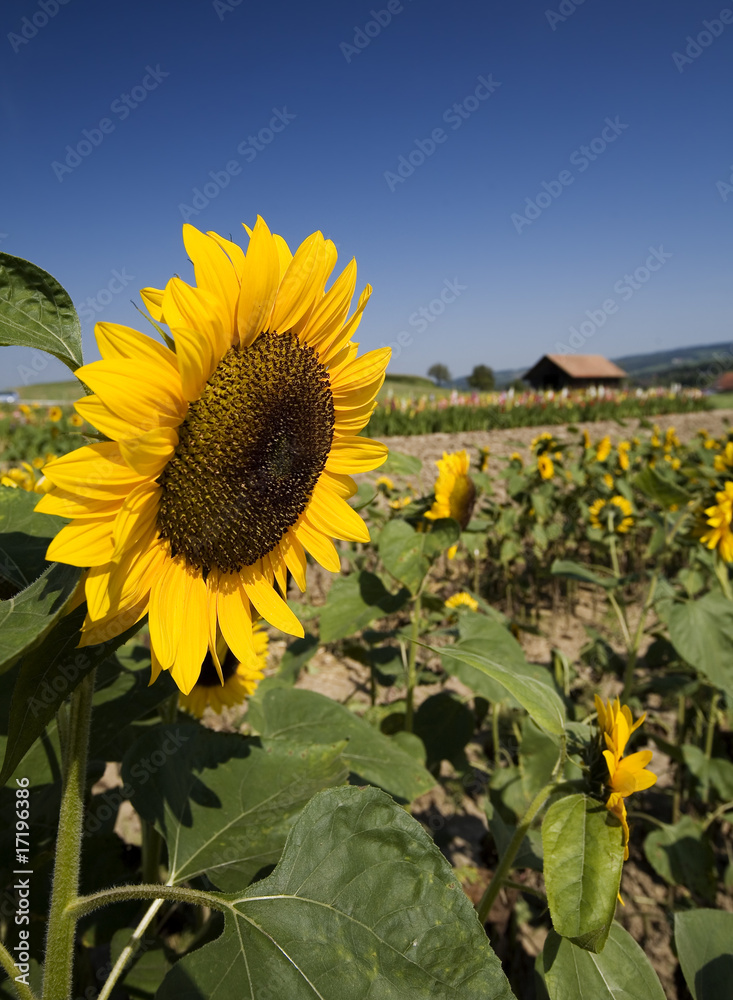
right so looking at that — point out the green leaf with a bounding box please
[520,718,561,801]
[634,465,691,508]
[675,909,733,1000]
[378,519,429,593]
[0,486,66,591]
[254,633,318,695]
[436,640,565,735]
[541,923,666,1000]
[542,794,624,952]
[551,559,616,590]
[157,786,516,1000]
[122,723,348,891]
[422,517,460,557]
[486,799,543,871]
[663,594,733,699]
[0,562,80,674]
[250,687,436,803]
[681,744,733,801]
[379,449,423,478]
[0,251,83,372]
[319,571,409,643]
[413,692,474,769]
[0,605,142,786]
[643,816,717,901]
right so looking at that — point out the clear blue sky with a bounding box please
[1,0,731,387]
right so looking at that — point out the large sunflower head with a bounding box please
[424,450,476,529]
[179,623,268,718]
[37,218,390,694]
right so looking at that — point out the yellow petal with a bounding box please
[139,288,165,322]
[75,359,185,429]
[42,443,148,499]
[329,347,391,393]
[325,436,388,473]
[46,518,116,567]
[319,285,372,364]
[237,216,280,347]
[112,482,161,553]
[149,556,191,670]
[302,259,357,347]
[292,516,341,573]
[240,563,304,637]
[74,396,155,440]
[35,487,123,519]
[307,483,369,543]
[118,427,178,478]
[79,595,148,647]
[270,232,326,333]
[281,529,307,591]
[206,230,246,279]
[182,224,240,337]
[169,572,208,695]
[215,570,256,663]
[95,322,176,369]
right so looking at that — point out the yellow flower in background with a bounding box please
[425,450,476,529]
[179,623,268,718]
[1,463,50,494]
[618,441,630,471]
[69,413,84,428]
[37,217,389,695]
[603,473,614,490]
[389,494,413,510]
[509,451,523,466]
[375,475,395,492]
[582,429,592,450]
[589,495,634,533]
[445,591,478,612]
[595,436,612,463]
[19,403,32,417]
[700,482,733,562]
[714,442,733,473]
[595,695,657,860]
[531,432,555,454]
[537,454,554,480]
[651,424,661,447]
[31,456,45,469]
[664,426,680,450]
[478,446,490,472]
[664,454,681,471]
[47,405,62,423]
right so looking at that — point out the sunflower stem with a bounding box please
[67,883,228,920]
[702,691,720,805]
[96,897,165,1000]
[42,670,95,1000]
[0,940,37,1000]
[404,589,423,733]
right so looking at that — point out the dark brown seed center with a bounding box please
[156,332,334,573]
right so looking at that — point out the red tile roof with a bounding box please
[543,354,627,378]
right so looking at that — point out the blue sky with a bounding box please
[1,0,731,386]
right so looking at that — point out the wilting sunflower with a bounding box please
[425,450,476,529]
[595,695,656,861]
[444,591,478,612]
[589,495,634,533]
[38,218,390,694]
[179,623,268,718]
[700,481,733,562]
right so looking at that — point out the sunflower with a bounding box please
[700,481,733,562]
[47,405,62,423]
[537,454,554,480]
[69,412,85,428]
[594,695,656,860]
[445,591,478,612]
[425,450,476,529]
[589,495,634,533]
[713,442,733,474]
[375,475,395,493]
[2,463,49,494]
[179,623,268,718]
[617,441,630,472]
[37,218,390,694]
[595,436,611,463]
[478,446,490,473]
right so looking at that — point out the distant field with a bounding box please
[12,381,81,402]
[708,393,733,410]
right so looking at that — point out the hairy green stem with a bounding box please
[42,670,96,1000]
[67,883,228,920]
[0,940,37,1000]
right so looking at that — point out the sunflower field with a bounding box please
[0,232,732,1000]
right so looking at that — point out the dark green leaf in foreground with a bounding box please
[675,909,733,1000]
[319,570,410,643]
[0,562,80,674]
[122,724,348,891]
[436,640,565,736]
[0,487,67,591]
[0,605,142,785]
[663,593,733,700]
[643,816,717,902]
[542,794,624,952]
[157,786,516,1000]
[0,251,83,371]
[551,559,617,590]
[540,923,666,1000]
[250,687,436,803]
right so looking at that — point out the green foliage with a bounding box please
[157,786,517,1000]
[675,909,733,1000]
[643,816,718,902]
[319,570,410,642]
[467,364,495,390]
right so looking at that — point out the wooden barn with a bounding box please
[523,354,627,390]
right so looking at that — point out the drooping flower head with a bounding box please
[594,695,656,860]
[700,481,733,562]
[179,623,268,718]
[589,495,634,533]
[425,450,476,529]
[38,218,390,694]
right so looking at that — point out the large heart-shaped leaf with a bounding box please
[675,909,733,1000]
[542,794,623,952]
[0,487,67,592]
[319,571,409,643]
[249,687,435,803]
[122,724,348,890]
[0,562,80,674]
[663,593,733,700]
[0,251,83,371]
[157,786,516,1000]
[643,816,717,902]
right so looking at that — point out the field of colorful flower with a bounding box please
[366,385,710,437]
[1,231,731,1000]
